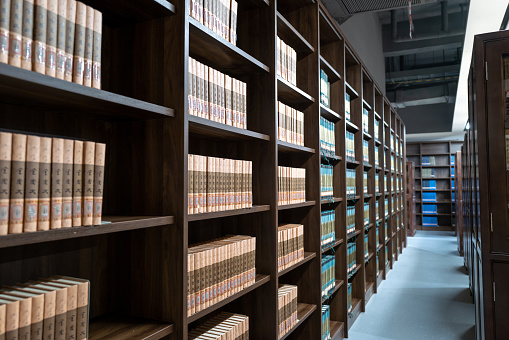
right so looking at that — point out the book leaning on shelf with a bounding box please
[0,132,105,236]
[189,0,238,45]
[278,284,297,339]
[278,101,304,147]
[277,224,304,272]
[278,166,305,205]
[188,312,249,340]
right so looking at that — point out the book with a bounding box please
[62,138,73,227]
[0,132,12,235]
[0,0,10,64]
[8,0,22,67]
[37,137,51,230]
[33,0,47,74]
[24,135,40,232]
[51,138,63,229]
[92,142,105,225]
[72,140,82,226]
[82,5,92,86]
[9,133,26,234]
[64,0,75,82]
[55,0,65,78]
[38,281,69,340]
[0,292,31,340]
[21,0,34,70]
[45,0,57,76]
[3,286,44,340]
[0,297,19,340]
[72,1,85,84]
[82,141,94,225]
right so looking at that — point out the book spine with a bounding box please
[230,0,237,45]
[188,154,193,215]
[76,281,88,340]
[188,57,194,116]
[72,1,85,84]
[63,0,75,81]
[8,0,22,67]
[9,133,27,234]
[192,154,199,214]
[92,142,105,225]
[72,140,82,226]
[0,132,12,235]
[45,0,57,76]
[54,288,67,340]
[50,138,63,229]
[91,9,100,89]
[55,0,65,77]
[33,0,47,73]
[24,135,40,232]
[37,137,51,230]
[82,141,94,226]
[82,4,92,86]
[5,300,20,340]
[0,0,10,63]
[21,0,34,70]
[61,139,73,227]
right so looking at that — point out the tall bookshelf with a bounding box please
[0,0,406,339]
[406,141,462,231]
[454,151,463,256]
[406,161,416,237]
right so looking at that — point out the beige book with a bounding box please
[92,142,105,225]
[45,279,77,340]
[72,1,85,84]
[91,9,101,89]
[39,281,71,340]
[229,0,237,45]
[203,63,209,120]
[27,282,66,340]
[24,135,40,232]
[192,248,201,313]
[19,283,56,340]
[20,0,34,69]
[8,0,22,67]
[9,133,27,234]
[224,75,231,126]
[33,0,47,73]
[45,0,57,76]
[61,139,73,227]
[0,132,12,235]
[196,61,203,118]
[1,293,30,340]
[55,0,66,78]
[82,5,93,86]
[213,157,219,212]
[0,297,19,340]
[200,155,206,213]
[82,141,94,225]
[219,70,225,124]
[9,286,46,340]
[37,137,51,230]
[0,0,10,63]
[188,154,193,215]
[50,138,63,229]
[72,140,83,226]
[240,81,246,129]
[63,0,75,81]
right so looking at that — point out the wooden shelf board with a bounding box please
[322,239,344,253]
[345,81,359,99]
[319,8,342,45]
[320,56,341,83]
[278,252,316,277]
[279,303,317,340]
[374,112,381,120]
[189,115,270,142]
[375,166,382,172]
[277,76,315,110]
[346,195,361,203]
[189,205,270,221]
[89,315,174,340]
[187,274,270,323]
[421,165,451,168]
[363,131,372,140]
[419,226,454,231]
[320,103,342,122]
[363,163,372,169]
[322,280,344,303]
[347,298,362,330]
[377,243,383,252]
[375,139,382,146]
[347,229,362,240]
[330,321,344,340]
[364,194,373,199]
[321,197,343,205]
[383,121,389,127]
[189,18,269,76]
[417,213,452,216]
[365,252,374,263]
[348,264,362,280]
[346,159,360,168]
[0,64,174,119]
[277,141,315,155]
[277,12,315,58]
[321,152,342,163]
[0,216,174,249]
[362,99,372,111]
[384,145,389,151]
[345,120,360,133]
[278,201,316,210]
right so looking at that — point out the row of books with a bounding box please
[346,206,355,236]
[390,134,395,151]
[422,205,438,214]
[0,276,89,340]
[346,169,356,196]
[347,242,356,276]
[391,155,395,172]
[374,147,379,167]
[321,305,330,340]
[363,140,369,165]
[347,283,352,313]
[384,175,388,192]
[375,201,379,220]
[452,192,455,202]
[384,224,388,241]
[320,69,330,108]
[320,165,333,200]
[278,166,306,205]
[346,131,355,162]
[363,171,367,194]
[345,93,351,122]
[278,284,298,339]
[0,0,102,88]
[364,203,369,225]
[384,199,389,217]
[321,255,335,298]
[189,0,238,45]
[422,180,437,190]
[376,227,379,248]
[375,174,380,194]
[452,179,455,189]
[320,116,335,156]
[422,192,437,202]
[364,234,369,259]
[451,154,455,165]
[362,108,369,134]
[277,37,297,86]
[423,216,438,226]
[422,156,436,166]
[0,132,105,235]
[187,235,256,316]
[321,210,335,250]
[277,224,304,273]
[188,155,252,215]
[189,312,249,340]
[188,57,248,129]
[277,101,304,146]
[451,167,455,177]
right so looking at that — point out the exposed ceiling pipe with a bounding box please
[442,1,449,32]
[391,10,398,40]
[392,28,464,42]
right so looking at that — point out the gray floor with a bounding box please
[348,231,475,340]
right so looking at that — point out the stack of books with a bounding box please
[320,165,333,200]
[391,197,394,214]
[277,224,304,272]
[451,167,455,177]
[346,131,355,162]
[346,169,356,196]
[384,223,388,242]
[321,255,335,298]
[364,203,369,225]
[363,140,369,165]
[320,116,335,156]
[322,305,331,340]
[390,134,395,150]
[320,70,330,108]
[278,101,304,146]
[452,192,456,202]
[189,313,249,340]
[321,210,335,249]
[362,108,369,134]
[278,285,298,339]
[0,276,89,340]
[278,166,306,205]
[190,0,238,45]
[376,227,379,248]
[422,169,435,179]
[347,242,356,275]
[385,247,389,265]
[347,206,355,236]
[187,235,256,316]
[277,37,297,86]
[391,155,395,172]
[0,132,105,235]
[188,57,247,129]
[345,93,351,121]
[188,155,252,214]
[452,179,455,190]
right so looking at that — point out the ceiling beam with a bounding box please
[383,34,464,57]
[386,64,460,80]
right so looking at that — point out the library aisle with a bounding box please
[348,231,474,340]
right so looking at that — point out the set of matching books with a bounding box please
[384,174,387,192]
[0,276,89,340]
[363,203,369,226]
[390,134,395,151]
[422,168,435,178]
[346,131,355,162]
[189,0,238,45]
[346,169,355,196]
[362,108,369,134]
[423,204,437,214]
[277,224,304,272]
[321,255,335,298]
[374,118,379,141]
[277,37,296,86]
[421,156,436,166]
[321,305,330,340]
[189,312,249,340]
[278,284,298,339]
[347,283,352,314]
[450,154,455,166]
[188,58,247,129]
[391,197,394,214]
[0,132,106,235]
[345,93,351,122]
[320,165,333,200]
[362,140,369,165]
[384,199,388,218]
[375,200,379,220]
[363,171,367,194]
[391,155,395,172]
[0,0,102,88]
[374,147,379,167]
[187,235,256,316]
[422,192,437,202]
[375,174,379,194]
[188,155,252,215]
[320,117,335,156]
[278,166,306,205]
[346,206,355,236]
[451,167,455,178]
[347,242,356,276]
[320,70,330,108]
[423,216,438,227]
[452,179,455,190]
[364,234,368,259]
[277,101,304,146]
[384,224,388,242]
[321,210,335,250]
